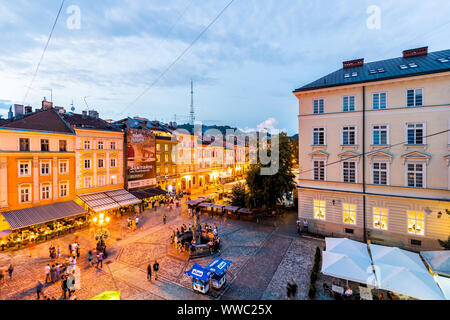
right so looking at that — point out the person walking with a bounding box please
[97,251,103,269]
[61,274,68,299]
[44,264,51,284]
[88,250,92,264]
[50,265,57,283]
[153,261,159,281]
[7,264,14,280]
[289,279,298,300]
[163,214,167,225]
[147,264,152,282]
[91,249,98,267]
[36,281,44,300]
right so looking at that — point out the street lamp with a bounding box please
[92,212,111,241]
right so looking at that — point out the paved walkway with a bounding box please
[0,202,321,300]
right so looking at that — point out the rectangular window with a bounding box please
[313,128,325,145]
[373,162,388,185]
[407,211,424,235]
[165,154,169,162]
[313,200,326,220]
[59,161,68,174]
[164,144,169,152]
[84,176,92,188]
[84,159,91,169]
[19,186,31,203]
[98,175,105,187]
[59,140,67,152]
[343,161,356,183]
[156,154,161,163]
[407,163,424,187]
[19,161,31,177]
[372,93,387,110]
[41,185,50,200]
[407,89,423,107]
[313,99,324,114]
[19,138,30,152]
[343,96,355,112]
[84,140,91,150]
[110,175,117,185]
[373,125,388,145]
[98,159,104,169]
[313,161,325,181]
[98,141,104,150]
[156,144,161,152]
[407,123,424,144]
[373,208,388,230]
[343,203,356,225]
[156,167,161,177]
[165,166,169,174]
[110,142,116,150]
[41,139,49,152]
[342,126,356,145]
[60,183,68,197]
[40,162,50,175]
[110,158,116,168]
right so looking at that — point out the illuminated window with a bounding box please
[59,140,67,152]
[373,208,388,230]
[156,144,161,152]
[156,154,160,163]
[313,200,326,220]
[110,175,117,185]
[165,153,169,162]
[408,211,424,235]
[343,203,356,225]
[164,144,169,152]
[98,175,105,187]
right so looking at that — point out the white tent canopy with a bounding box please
[421,251,450,277]
[322,238,375,285]
[434,275,450,300]
[370,244,446,300]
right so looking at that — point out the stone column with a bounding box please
[53,156,59,200]
[0,157,8,208]
[33,157,39,204]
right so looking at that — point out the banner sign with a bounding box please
[127,129,156,189]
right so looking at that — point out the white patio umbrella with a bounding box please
[326,237,371,261]
[370,244,426,273]
[374,263,446,300]
[434,275,450,300]
[322,251,375,284]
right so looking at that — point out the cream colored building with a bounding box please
[294,47,450,251]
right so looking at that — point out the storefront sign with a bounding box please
[127,129,156,189]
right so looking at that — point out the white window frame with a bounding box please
[84,176,92,188]
[372,161,389,185]
[84,140,91,150]
[406,123,426,145]
[312,160,326,181]
[343,95,355,112]
[406,88,423,107]
[18,160,31,177]
[40,161,51,176]
[98,158,105,169]
[372,124,389,145]
[97,141,104,150]
[407,211,425,236]
[342,126,357,145]
[98,175,105,187]
[373,207,388,231]
[18,184,31,203]
[313,98,325,114]
[372,92,387,110]
[110,158,117,168]
[313,199,326,220]
[59,160,69,174]
[110,175,117,185]
[84,159,91,169]
[312,127,326,146]
[110,141,116,150]
[342,203,357,225]
[59,181,69,197]
[406,162,426,188]
[40,183,51,200]
[342,161,357,183]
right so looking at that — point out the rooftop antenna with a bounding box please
[83,96,90,110]
[189,80,195,126]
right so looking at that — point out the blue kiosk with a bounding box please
[185,263,212,294]
[206,257,232,289]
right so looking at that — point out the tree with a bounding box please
[245,132,296,213]
[230,182,247,207]
[438,236,450,250]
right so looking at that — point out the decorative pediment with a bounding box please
[369,150,394,163]
[309,150,330,159]
[401,150,432,164]
[338,150,361,163]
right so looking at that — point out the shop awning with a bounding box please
[0,201,86,231]
[223,206,240,212]
[143,188,168,196]
[420,251,450,277]
[238,208,253,214]
[78,189,140,213]
[185,199,206,206]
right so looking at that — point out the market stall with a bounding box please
[197,203,224,217]
[238,208,254,221]
[206,257,232,289]
[185,263,212,294]
[223,206,240,220]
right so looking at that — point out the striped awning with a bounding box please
[78,189,141,213]
[0,201,86,230]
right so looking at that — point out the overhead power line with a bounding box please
[119,0,235,116]
[22,0,66,105]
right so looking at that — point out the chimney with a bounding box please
[403,46,428,58]
[82,110,88,119]
[343,58,364,69]
[42,98,53,110]
[14,104,24,116]
[24,106,33,114]
[88,110,99,118]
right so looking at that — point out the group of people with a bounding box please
[49,244,61,259]
[296,219,309,235]
[0,264,14,285]
[38,267,77,300]
[127,215,140,231]
[322,278,357,300]
[146,261,160,282]
[171,223,220,254]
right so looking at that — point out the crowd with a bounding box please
[171,223,220,254]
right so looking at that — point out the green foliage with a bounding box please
[230,182,248,207]
[438,235,450,250]
[308,246,322,300]
[245,132,296,212]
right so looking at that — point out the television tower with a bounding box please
[189,80,195,126]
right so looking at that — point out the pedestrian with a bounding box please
[0,266,5,285]
[88,250,92,263]
[61,274,68,299]
[50,264,57,283]
[97,251,103,269]
[76,243,80,258]
[7,264,14,280]
[45,264,51,283]
[91,249,98,267]
[67,271,75,298]
[57,245,61,258]
[36,281,44,300]
[68,243,72,256]
[289,279,298,300]
[147,264,152,282]
[153,261,159,281]
[163,214,167,224]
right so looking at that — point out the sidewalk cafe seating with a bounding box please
[205,257,232,290]
[185,263,212,294]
